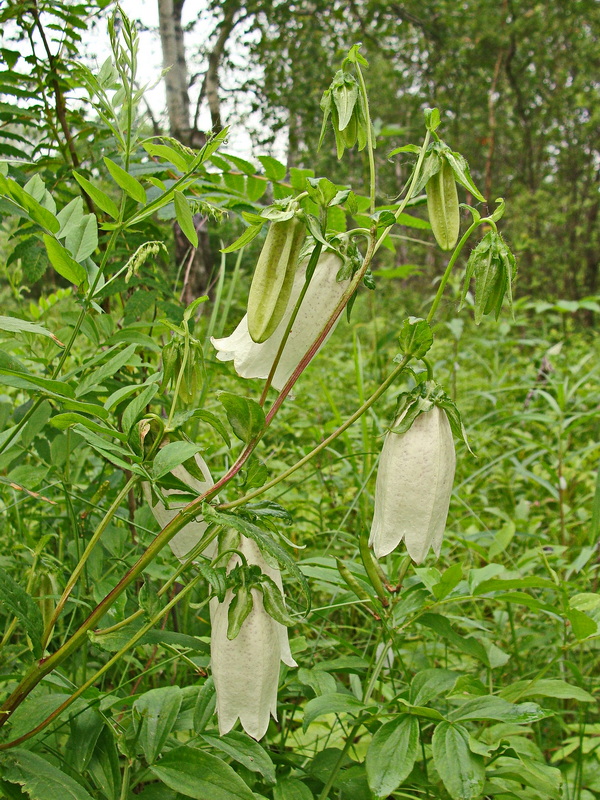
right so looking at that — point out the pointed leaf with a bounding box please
[218,392,265,443]
[432,722,485,800]
[103,157,146,203]
[173,190,198,248]
[73,172,119,219]
[366,715,419,797]
[0,567,43,657]
[43,235,87,285]
[149,746,255,800]
[1,748,95,800]
[133,686,183,764]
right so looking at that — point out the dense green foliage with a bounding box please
[0,3,599,800]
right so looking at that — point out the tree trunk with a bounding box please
[158,0,238,303]
[158,0,191,142]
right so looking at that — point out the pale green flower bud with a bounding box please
[369,406,456,563]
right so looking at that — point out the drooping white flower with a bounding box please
[142,454,213,562]
[210,536,297,740]
[211,251,349,391]
[369,406,456,563]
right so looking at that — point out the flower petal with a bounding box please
[369,406,456,563]
[212,252,349,391]
[210,589,281,739]
[210,536,297,739]
[142,454,214,562]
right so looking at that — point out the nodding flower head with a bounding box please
[211,251,349,392]
[210,536,296,740]
[369,405,456,564]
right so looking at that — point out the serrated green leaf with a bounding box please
[218,391,265,443]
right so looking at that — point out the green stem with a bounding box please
[0,399,43,457]
[355,63,376,214]
[0,509,219,732]
[119,761,131,800]
[259,242,323,406]
[0,576,205,750]
[358,531,388,607]
[221,355,411,510]
[426,219,481,324]
[317,721,362,800]
[167,331,190,428]
[374,130,431,256]
[316,633,394,800]
[42,475,138,650]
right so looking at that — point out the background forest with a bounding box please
[0,1,599,800]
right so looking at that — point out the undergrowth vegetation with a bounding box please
[0,9,599,800]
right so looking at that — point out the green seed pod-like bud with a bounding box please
[247,217,306,344]
[426,159,460,251]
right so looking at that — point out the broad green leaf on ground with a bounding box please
[410,669,459,706]
[149,746,255,800]
[366,715,419,797]
[273,778,314,800]
[303,693,368,731]
[499,678,596,704]
[0,749,95,800]
[448,696,548,724]
[133,686,183,764]
[432,722,485,800]
[201,731,276,784]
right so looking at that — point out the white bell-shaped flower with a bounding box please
[210,536,297,740]
[142,454,213,562]
[369,406,456,563]
[211,252,349,391]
